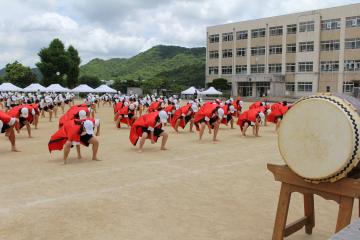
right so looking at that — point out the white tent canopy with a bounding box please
[71,84,95,93]
[181,86,200,95]
[200,87,223,95]
[46,84,69,92]
[0,82,23,92]
[23,83,47,92]
[95,84,117,93]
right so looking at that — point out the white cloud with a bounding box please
[19,13,79,32]
[0,0,359,68]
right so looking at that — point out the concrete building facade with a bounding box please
[206,4,360,97]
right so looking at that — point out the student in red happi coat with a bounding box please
[48,110,101,164]
[171,103,198,133]
[8,105,35,138]
[193,102,224,142]
[115,103,137,128]
[220,103,236,129]
[129,110,169,152]
[267,101,290,132]
[237,108,265,137]
[0,110,19,152]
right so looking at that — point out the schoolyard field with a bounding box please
[0,102,357,240]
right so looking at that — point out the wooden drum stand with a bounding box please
[268,164,360,240]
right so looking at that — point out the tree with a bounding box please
[4,61,37,88]
[112,80,126,93]
[0,76,4,84]
[36,38,70,86]
[208,78,230,91]
[79,75,101,88]
[66,45,81,88]
[140,79,164,94]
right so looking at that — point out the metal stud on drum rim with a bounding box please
[278,94,360,183]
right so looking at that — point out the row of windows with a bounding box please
[287,82,357,93]
[209,62,312,75]
[208,60,360,75]
[285,82,313,92]
[321,19,341,30]
[208,39,360,58]
[208,15,360,43]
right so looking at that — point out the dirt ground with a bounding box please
[0,102,358,240]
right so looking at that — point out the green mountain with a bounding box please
[80,45,206,90]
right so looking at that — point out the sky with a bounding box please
[0,0,359,68]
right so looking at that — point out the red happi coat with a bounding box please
[0,110,12,125]
[237,108,261,130]
[164,104,175,122]
[267,103,290,123]
[148,101,162,113]
[8,105,34,125]
[221,105,230,125]
[249,102,263,109]
[48,118,95,152]
[170,104,192,129]
[114,102,123,114]
[30,103,40,115]
[116,106,136,127]
[233,101,242,116]
[59,105,89,128]
[193,102,219,130]
[129,112,161,146]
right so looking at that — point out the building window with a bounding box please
[285,83,295,92]
[344,60,360,71]
[269,26,283,36]
[286,63,296,72]
[299,21,315,32]
[269,64,282,73]
[251,64,265,74]
[321,19,341,30]
[297,82,313,92]
[222,32,233,42]
[236,65,247,74]
[299,41,314,52]
[209,51,219,59]
[343,82,354,93]
[238,82,253,97]
[236,30,248,40]
[321,40,340,51]
[255,82,270,97]
[346,16,360,28]
[287,24,297,34]
[251,46,265,56]
[222,49,233,58]
[298,62,313,72]
[345,38,360,49]
[321,61,339,72]
[208,67,219,75]
[251,28,266,38]
[236,48,246,57]
[209,34,219,43]
[222,66,232,74]
[286,43,296,53]
[269,45,282,54]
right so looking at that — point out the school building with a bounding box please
[206,3,360,97]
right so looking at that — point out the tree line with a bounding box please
[1,38,102,89]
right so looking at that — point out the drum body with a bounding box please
[278,94,360,183]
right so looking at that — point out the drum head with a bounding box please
[278,97,355,180]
